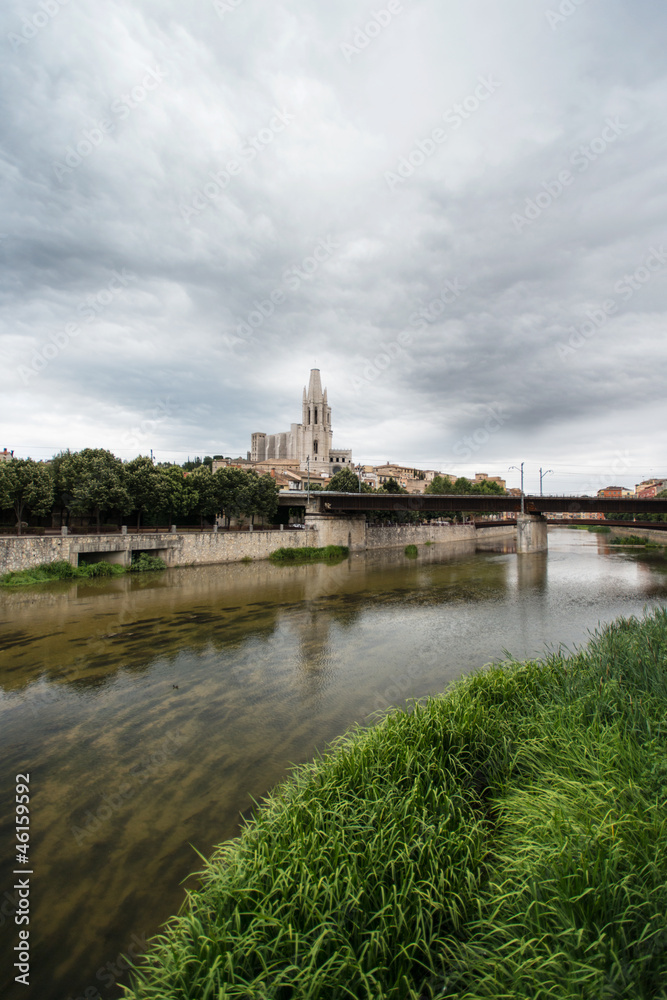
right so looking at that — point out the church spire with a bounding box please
[306,368,323,401]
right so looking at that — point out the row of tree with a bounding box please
[0,451,281,534]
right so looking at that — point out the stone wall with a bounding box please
[608,525,667,545]
[365,522,477,548]
[0,522,518,575]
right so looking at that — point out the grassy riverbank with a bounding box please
[124,609,667,999]
[269,545,349,564]
[0,554,166,587]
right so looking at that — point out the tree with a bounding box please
[379,476,406,494]
[158,465,199,523]
[326,467,363,492]
[0,458,54,535]
[214,467,255,525]
[254,474,280,524]
[188,465,218,527]
[125,456,169,529]
[425,475,455,495]
[61,449,132,532]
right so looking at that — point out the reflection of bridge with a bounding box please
[279,492,667,553]
[279,491,667,515]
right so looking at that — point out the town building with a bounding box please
[597,486,633,498]
[636,478,667,498]
[250,369,352,476]
[0,448,14,462]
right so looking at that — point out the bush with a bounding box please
[130,553,167,573]
[404,544,418,557]
[269,545,349,564]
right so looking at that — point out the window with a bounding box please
[314,441,318,455]
[314,408,318,423]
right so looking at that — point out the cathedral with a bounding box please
[251,369,353,476]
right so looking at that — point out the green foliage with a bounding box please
[404,544,418,557]
[0,458,54,534]
[326,467,363,492]
[130,553,167,573]
[269,545,349,564]
[60,449,132,532]
[125,456,170,528]
[0,559,124,586]
[125,610,667,1000]
[611,535,656,546]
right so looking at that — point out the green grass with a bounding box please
[130,553,167,572]
[122,608,667,999]
[269,545,349,564]
[587,525,611,533]
[611,535,652,546]
[0,554,166,587]
[404,544,418,558]
[425,540,435,547]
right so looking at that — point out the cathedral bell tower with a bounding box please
[300,369,333,474]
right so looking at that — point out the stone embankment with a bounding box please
[0,522,516,575]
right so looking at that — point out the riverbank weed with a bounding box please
[124,609,667,999]
[269,545,349,564]
[404,544,418,557]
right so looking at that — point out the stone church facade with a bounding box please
[251,369,352,476]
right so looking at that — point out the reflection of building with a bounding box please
[251,369,352,476]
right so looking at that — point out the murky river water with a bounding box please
[1,529,666,1000]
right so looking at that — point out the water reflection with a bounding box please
[0,532,666,1000]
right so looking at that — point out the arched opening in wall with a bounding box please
[314,408,318,423]
[308,409,311,423]
[314,440,318,455]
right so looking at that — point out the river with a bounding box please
[1,528,666,1000]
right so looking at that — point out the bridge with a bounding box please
[278,492,667,553]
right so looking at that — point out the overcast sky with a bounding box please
[1,0,665,494]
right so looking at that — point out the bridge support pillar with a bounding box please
[304,512,366,551]
[516,514,548,554]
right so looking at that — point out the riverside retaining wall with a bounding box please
[0,522,518,575]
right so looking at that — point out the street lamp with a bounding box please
[539,468,553,496]
[509,462,525,515]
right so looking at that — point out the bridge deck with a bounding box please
[279,492,667,514]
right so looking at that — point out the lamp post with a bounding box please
[509,463,525,515]
[539,468,553,496]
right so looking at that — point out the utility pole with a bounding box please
[539,468,553,496]
[509,463,525,515]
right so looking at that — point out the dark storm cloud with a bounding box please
[0,0,665,491]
